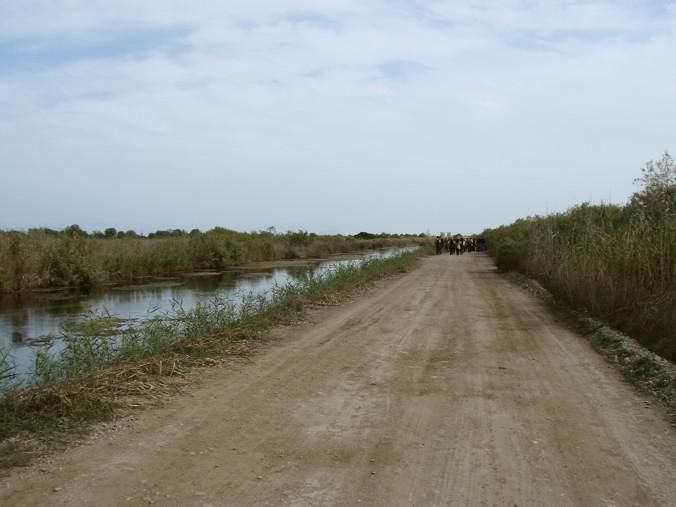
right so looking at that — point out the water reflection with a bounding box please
[0,248,415,383]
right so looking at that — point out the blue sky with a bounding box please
[1,1,675,235]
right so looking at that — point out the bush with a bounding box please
[39,237,102,288]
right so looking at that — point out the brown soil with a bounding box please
[2,254,674,506]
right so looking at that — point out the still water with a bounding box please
[0,248,415,382]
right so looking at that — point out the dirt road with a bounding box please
[2,254,675,506]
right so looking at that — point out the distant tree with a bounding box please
[631,151,676,212]
[209,227,236,235]
[152,229,175,238]
[189,228,202,236]
[64,224,87,237]
[125,230,138,238]
[28,227,58,236]
[104,227,117,238]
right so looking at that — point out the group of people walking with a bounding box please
[434,236,481,256]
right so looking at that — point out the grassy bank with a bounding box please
[0,228,424,293]
[484,152,676,362]
[0,248,426,472]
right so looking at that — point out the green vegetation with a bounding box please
[0,248,425,471]
[484,152,676,362]
[583,318,674,418]
[0,228,423,293]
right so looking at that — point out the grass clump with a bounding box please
[594,333,619,348]
[630,356,661,380]
[0,248,424,471]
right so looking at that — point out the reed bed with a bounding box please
[484,152,676,362]
[0,229,423,293]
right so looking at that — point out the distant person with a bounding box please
[455,239,462,256]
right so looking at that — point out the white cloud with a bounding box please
[0,1,675,233]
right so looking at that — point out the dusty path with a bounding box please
[2,254,675,506]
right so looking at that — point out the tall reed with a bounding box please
[0,229,423,293]
[484,152,676,361]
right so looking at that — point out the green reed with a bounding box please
[484,152,676,361]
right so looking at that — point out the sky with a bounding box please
[1,1,675,235]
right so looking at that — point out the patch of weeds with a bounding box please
[62,313,126,337]
[0,389,115,439]
[651,375,673,390]
[0,440,33,475]
[630,356,661,380]
[616,347,635,359]
[594,332,619,348]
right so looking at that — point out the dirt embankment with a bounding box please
[2,254,674,506]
